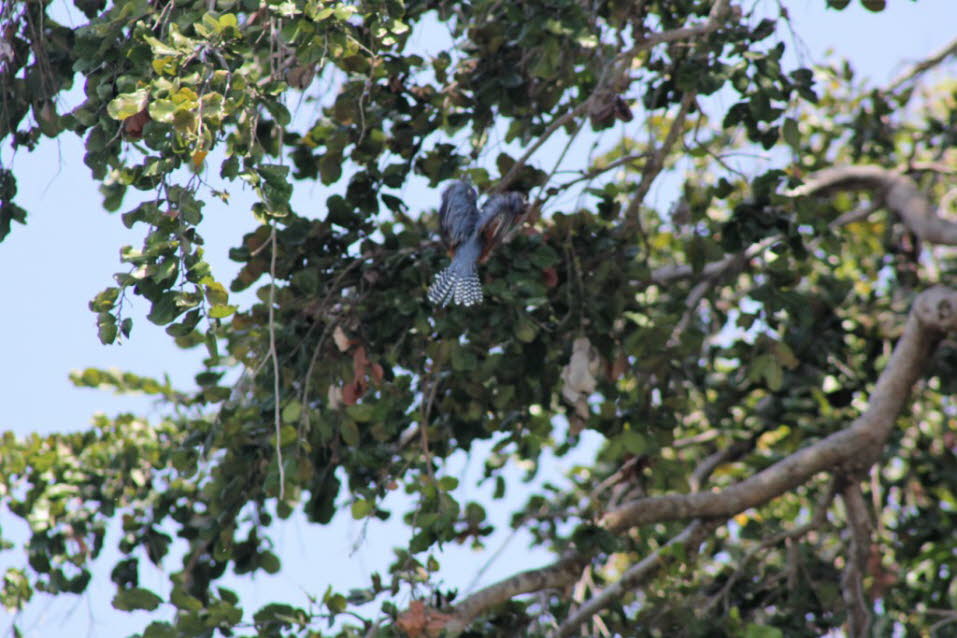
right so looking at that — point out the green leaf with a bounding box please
[112,587,163,611]
[147,292,181,325]
[326,592,347,613]
[209,304,237,318]
[97,313,118,345]
[782,117,800,151]
[351,499,372,519]
[744,624,784,638]
[170,586,203,611]
[107,88,149,121]
[260,551,281,574]
[859,0,885,11]
[340,421,360,446]
[346,403,374,422]
[142,622,177,638]
[282,400,302,423]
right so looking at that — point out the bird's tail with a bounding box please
[428,264,483,307]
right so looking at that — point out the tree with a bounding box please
[2,0,957,635]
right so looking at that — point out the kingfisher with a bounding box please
[427,180,525,307]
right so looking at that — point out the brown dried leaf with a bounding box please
[542,267,558,288]
[396,600,453,638]
[396,600,426,638]
[353,345,370,378]
[123,108,152,139]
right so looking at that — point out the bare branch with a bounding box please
[840,481,872,638]
[444,554,588,634]
[600,286,957,532]
[268,227,284,499]
[704,477,838,613]
[623,91,697,225]
[616,0,732,62]
[554,519,720,637]
[689,436,756,492]
[650,235,776,285]
[886,35,957,93]
[495,102,589,193]
[788,165,957,245]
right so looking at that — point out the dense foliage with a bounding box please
[3,0,957,636]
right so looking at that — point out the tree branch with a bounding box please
[788,165,957,245]
[438,286,957,635]
[600,286,957,532]
[704,477,838,614]
[443,554,588,634]
[615,0,731,62]
[554,519,720,637]
[886,35,957,93]
[495,0,730,194]
[623,90,697,225]
[840,480,872,638]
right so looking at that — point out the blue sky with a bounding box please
[2,0,957,634]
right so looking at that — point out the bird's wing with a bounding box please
[438,181,479,252]
[477,192,526,262]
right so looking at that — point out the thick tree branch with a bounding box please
[600,286,957,532]
[788,165,957,245]
[439,286,957,635]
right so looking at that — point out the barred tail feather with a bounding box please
[428,266,483,307]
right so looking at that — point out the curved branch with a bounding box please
[600,286,957,532]
[437,287,957,636]
[788,165,957,245]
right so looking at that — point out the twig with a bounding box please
[268,227,285,499]
[703,477,837,613]
[495,101,589,193]
[419,366,440,480]
[828,197,885,230]
[622,91,697,225]
[688,436,757,492]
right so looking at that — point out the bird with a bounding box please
[427,181,525,307]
